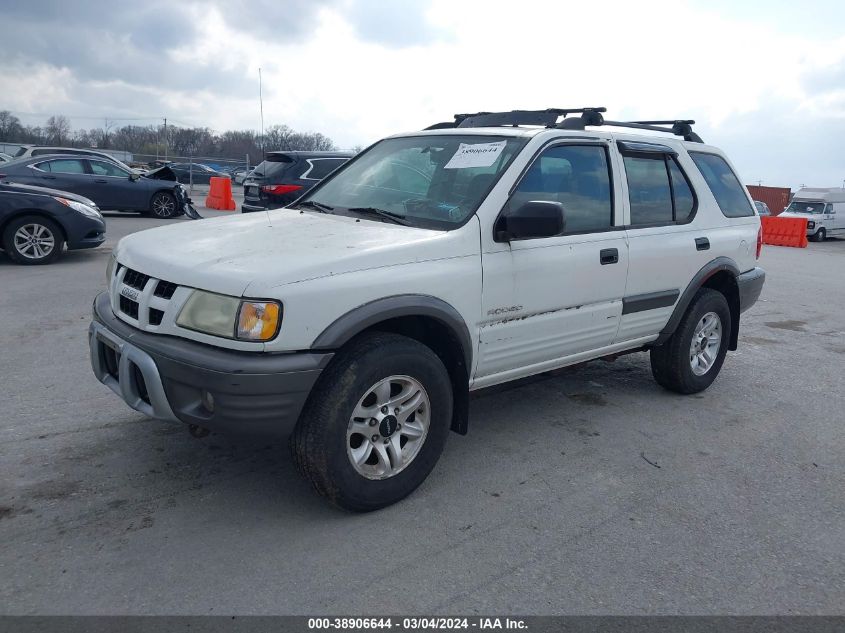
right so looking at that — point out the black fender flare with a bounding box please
[311,294,473,370]
[654,256,740,347]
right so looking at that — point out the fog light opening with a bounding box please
[201,389,215,413]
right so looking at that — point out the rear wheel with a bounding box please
[291,332,453,511]
[650,288,731,394]
[2,215,64,265]
[149,191,178,218]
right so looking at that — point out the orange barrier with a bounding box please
[760,216,808,248]
[205,176,236,211]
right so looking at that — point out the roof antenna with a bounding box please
[258,67,272,228]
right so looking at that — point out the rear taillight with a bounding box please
[261,184,302,195]
[756,225,763,259]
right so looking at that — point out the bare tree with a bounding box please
[0,110,23,140]
[0,111,339,161]
[45,115,72,145]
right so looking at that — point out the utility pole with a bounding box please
[259,67,265,160]
[163,117,168,162]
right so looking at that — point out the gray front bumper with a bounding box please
[89,321,178,422]
[88,292,333,437]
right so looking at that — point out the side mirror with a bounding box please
[129,173,141,181]
[495,201,565,241]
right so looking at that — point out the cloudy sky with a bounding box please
[1,0,844,188]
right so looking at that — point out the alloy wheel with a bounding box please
[13,223,55,260]
[689,311,722,376]
[346,375,431,480]
[152,194,176,217]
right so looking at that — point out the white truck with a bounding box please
[780,187,845,242]
[89,108,765,510]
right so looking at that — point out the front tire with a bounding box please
[150,191,178,218]
[812,227,826,242]
[650,288,731,394]
[291,332,453,511]
[2,215,64,265]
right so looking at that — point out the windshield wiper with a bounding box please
[298,200,334,213]
[348,207,411,226]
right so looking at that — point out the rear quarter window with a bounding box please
[303,158,347,180]
[689,152,754,218]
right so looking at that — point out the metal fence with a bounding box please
[132,153,254,192]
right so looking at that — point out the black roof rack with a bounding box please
[424,108,703,143]
[603,119,703,143]
[424,107,606,130]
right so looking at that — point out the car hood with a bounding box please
[114,209,475,297]
[143,165,178,181]
[0,181,98,207]
[779,212,819,219]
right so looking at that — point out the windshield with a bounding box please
[786,201,824,214]
[299,134,526,229]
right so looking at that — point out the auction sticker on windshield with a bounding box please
[444,140,506,169]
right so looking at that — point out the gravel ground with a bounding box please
[0,208,842,615]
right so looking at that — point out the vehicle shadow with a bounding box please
[60,355,661,526]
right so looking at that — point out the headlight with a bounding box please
[807,221,815,229]
[55,196,101,218]
[176,291,281,341]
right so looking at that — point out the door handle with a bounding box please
[695,237,710,251]
[94,179,108,183]
[42,175,56,180]
[600,248,619,265]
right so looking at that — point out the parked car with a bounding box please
[12,145,133,170]
[0,179,105,264]
[1,155,186,218]
[0,152,13,163]
[90,107,765,511]
[780,187,845,241]
[242,151,352,212]
[166,163,229,185]
[753,201,771,216]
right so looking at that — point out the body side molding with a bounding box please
[622,289,680,315]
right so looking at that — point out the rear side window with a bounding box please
[624,155,673,224]
[689,152,754,218]
[304,158,346,180]
[623,153,697,225]
[42,159,86,174]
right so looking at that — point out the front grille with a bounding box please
[119,295,139,319]
[114,265,184,331]
[123,268,150,291]
[148,308,164,326]
[154,280,177,299]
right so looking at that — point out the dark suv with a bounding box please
[242,151,352,213]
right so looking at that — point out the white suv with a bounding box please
[89,108,766,511]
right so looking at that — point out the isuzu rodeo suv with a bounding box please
[89,108,766,511]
